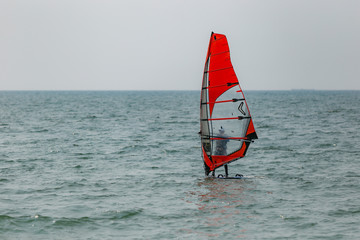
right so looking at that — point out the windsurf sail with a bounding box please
[200,32,258,176]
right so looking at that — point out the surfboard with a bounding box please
[216,174,246,179]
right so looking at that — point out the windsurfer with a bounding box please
[215,127,229,155]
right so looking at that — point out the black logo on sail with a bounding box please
[238,102,246,115]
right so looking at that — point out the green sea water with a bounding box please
[0,90,359,239]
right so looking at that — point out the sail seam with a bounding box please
[201,98,245,105]
[205,82,239,89]
[213,36,225,41]
[201,135,251,140]
[201,116,251,121]
[205,66,232,73]
[211,51,229,57]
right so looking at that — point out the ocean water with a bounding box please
[0,90,359,239]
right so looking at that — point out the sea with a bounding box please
[0,90,359,239]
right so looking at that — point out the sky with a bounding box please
[1,0,359,90]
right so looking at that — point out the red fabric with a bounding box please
[246,119,256,137]
[202,146,214,171]
[207,33,238,117]
[212,142,247,168]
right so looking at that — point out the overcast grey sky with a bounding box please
[1,0,359,90]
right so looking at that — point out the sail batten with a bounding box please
[202,98,245,105]
[200,32,257,176]
[205,66,233,73]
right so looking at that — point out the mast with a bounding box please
[200,32,214,176]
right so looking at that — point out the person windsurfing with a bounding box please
[215,126,229,156]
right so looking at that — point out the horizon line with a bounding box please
[1,89,360,91]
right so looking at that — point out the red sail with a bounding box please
[200,32,258,176]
